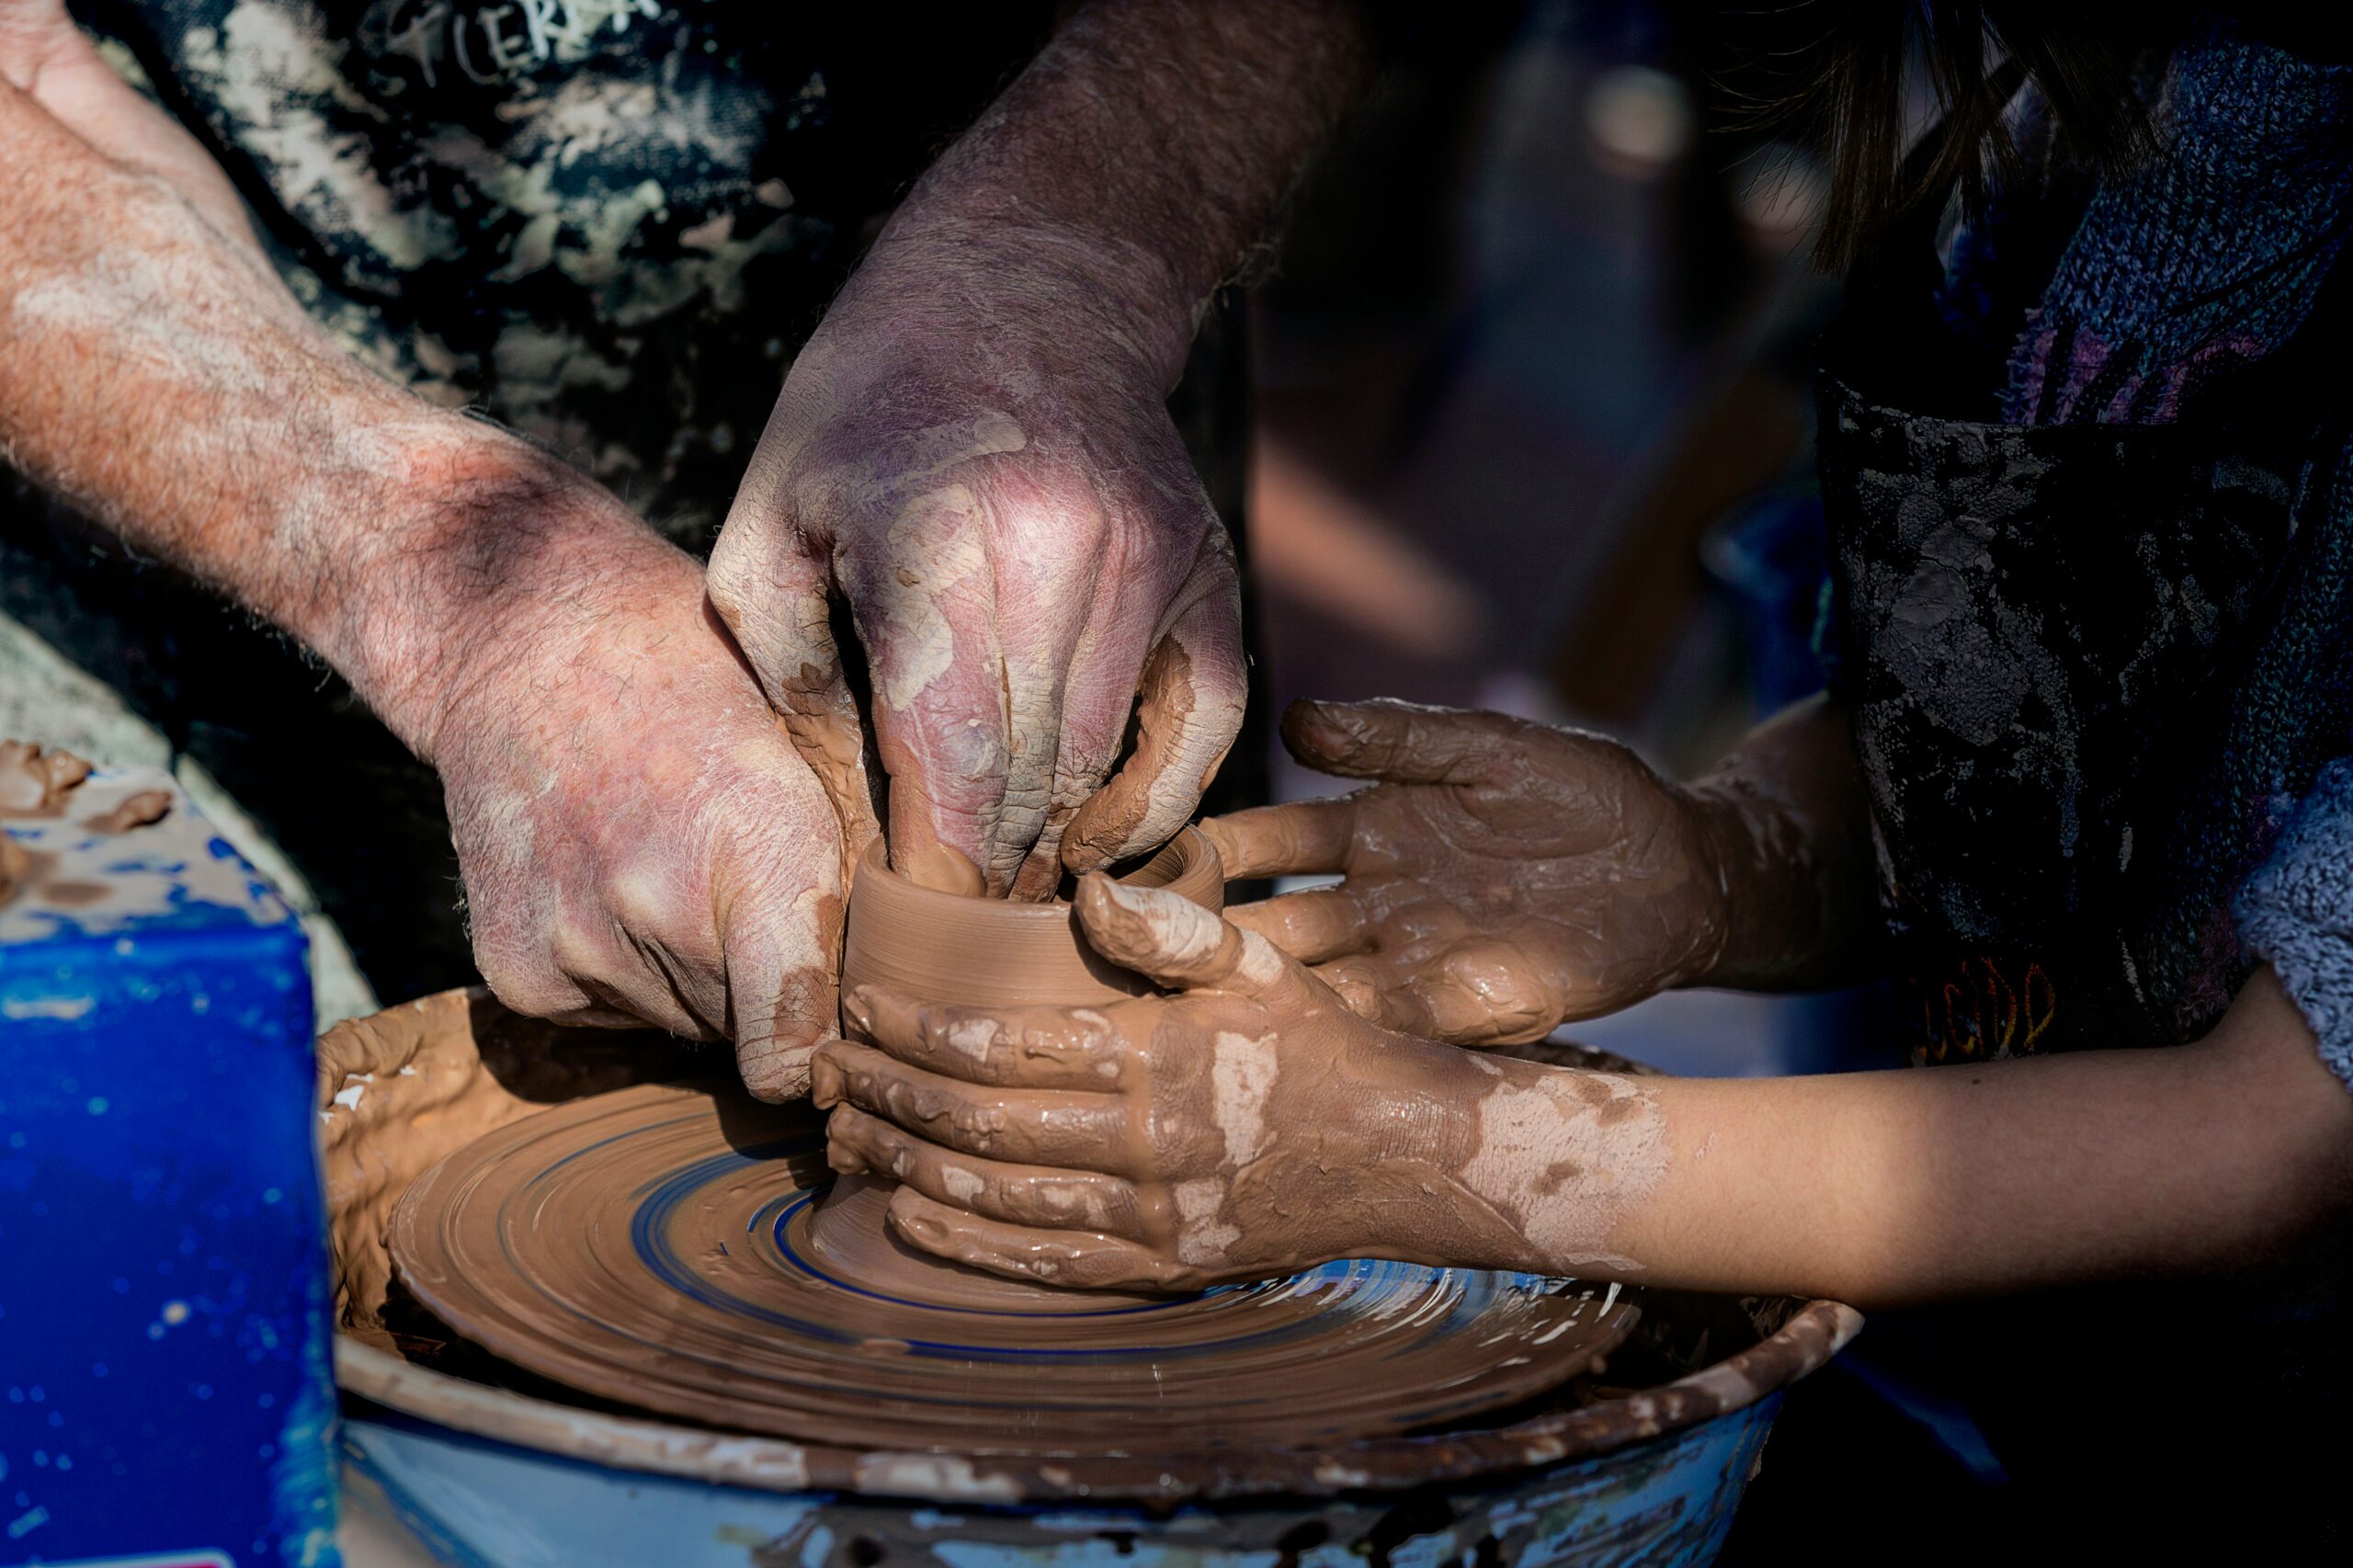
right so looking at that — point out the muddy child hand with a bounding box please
[811,874,1666,1290]
[1203,700,1744,1044]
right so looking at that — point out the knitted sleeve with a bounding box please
[2237,758,2353,1093]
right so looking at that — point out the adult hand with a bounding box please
[420,520,848,1102]
[811,876,1645,1290]
[708,232,1245,901]
[1202,700,1740,1044]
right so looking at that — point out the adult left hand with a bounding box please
[709,232,1245,899]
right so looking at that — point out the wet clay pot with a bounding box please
[812,826,1225,1305]
[839,825,1223,1011]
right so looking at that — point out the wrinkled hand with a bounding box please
[709,237,1244,899]
[1203,700,1733,1044]
[812,875,1567,1290]
[425,528,847,1102]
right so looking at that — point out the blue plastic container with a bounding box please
[2,765,335,1566]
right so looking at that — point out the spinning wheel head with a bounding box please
[389,1081,1637,1457]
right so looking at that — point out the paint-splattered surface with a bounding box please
[1,770,335,1564]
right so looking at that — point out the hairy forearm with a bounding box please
[860,0,1378,383]
[1493,970,2353,1307]
[1683,692,1883,989]
[0,80,681,763]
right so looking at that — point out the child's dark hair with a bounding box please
[1773,3,2186,268]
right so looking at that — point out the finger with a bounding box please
[1280,699,1536,789]
[827,1106,1149,1238]
[842,985,1129,1089]
[1073,875,1321,1017]
[1223,888,1372,965]
[716,782,852,1103]
[470,867,717,1041]
[706,516,881,852]
[886,1186,1182,1291]
[972,464,1121,901]
[1391,938,1563,1045]
[1061,534,1245,873]
[837,483,1018,893]
[809,1039,1133,1166]
[1199,796,1358,880]
[1307,953,1397,1025]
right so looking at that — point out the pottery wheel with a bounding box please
[389,1080,1639,1456]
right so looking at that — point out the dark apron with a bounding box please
[1807,167,2353,1548]
[1820,216,2353,1065]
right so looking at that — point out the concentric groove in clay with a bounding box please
[389,1081,1637,1456]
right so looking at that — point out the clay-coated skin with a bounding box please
[1203,699,1882,1045]
[814,875,1668,1290]
[708,0,1374,902]
[0,739,89,816]
[825,699,2353,1311]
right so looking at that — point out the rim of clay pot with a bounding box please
[852,824,1222,919]
[841,825,1223,1011]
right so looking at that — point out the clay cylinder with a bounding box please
[839,826,1223,1015]
[820,827,1224,1305]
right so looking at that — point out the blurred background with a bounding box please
[1240,0,1892,1082]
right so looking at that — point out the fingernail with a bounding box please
[825,1138,869,1176]
[842,986,878,1038]
[809,1051,845,1109]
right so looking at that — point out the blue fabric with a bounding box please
[2239,760,2353,1092]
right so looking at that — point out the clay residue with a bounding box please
[1459,1071,1665,1274]
[316,988,683,1347]
[0,741,91,816]
[85,789,172,834]
[0,765,281,942]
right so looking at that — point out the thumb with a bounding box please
[720,859,848,1105]
[1063,535,1245,873]
[1280,699,1534,788]
[1073,874,1318,1015]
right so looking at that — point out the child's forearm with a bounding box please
[1684,692,1885,991]
[1498,970,2353,1306]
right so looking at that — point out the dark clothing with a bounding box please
[1825,15,2353,1067]
[77,0,1057,542]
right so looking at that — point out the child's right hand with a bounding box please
[1203,700,1735,1043]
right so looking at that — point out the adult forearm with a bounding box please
[1497,970,2353,1306]
[861,0,1378,384]
[0,81,676,763]
[1683,692,1883,990]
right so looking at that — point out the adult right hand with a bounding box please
[1203,700,1744,1044]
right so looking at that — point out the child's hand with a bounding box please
[811,874,1554,1290]
[1203,700,1732,1043]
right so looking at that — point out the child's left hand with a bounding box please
[810,872,1557,1290]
